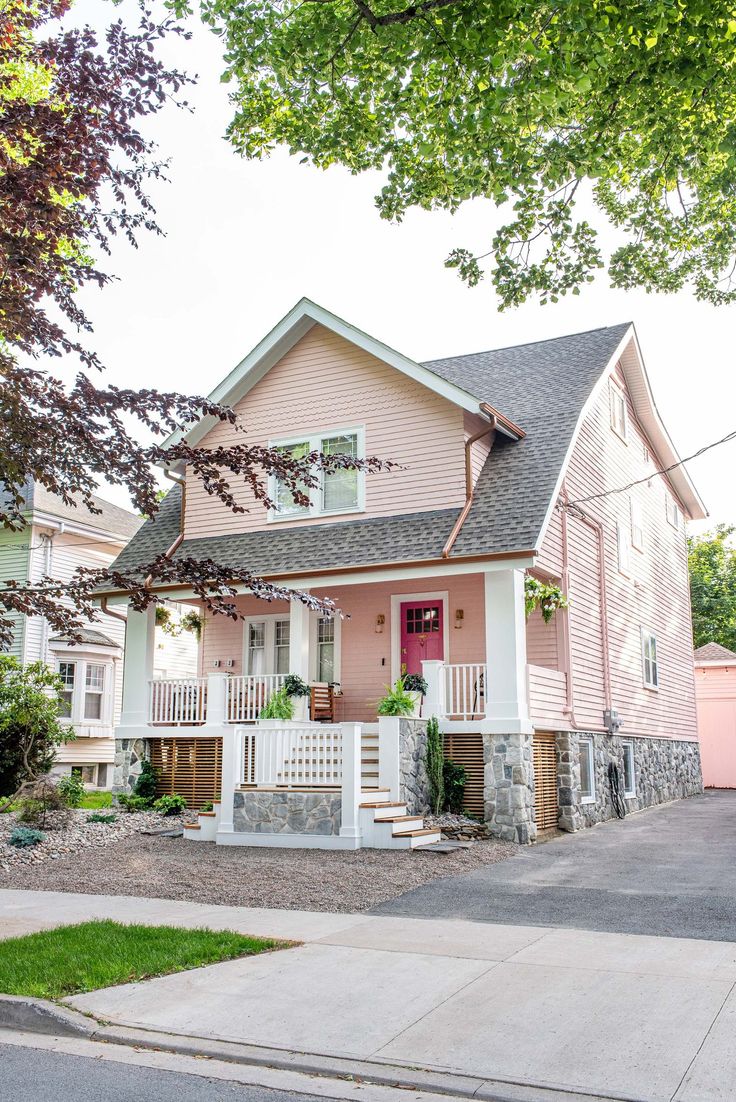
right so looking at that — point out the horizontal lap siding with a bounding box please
[184,325,468,539]
[526,607,559,669]
[0,532,30,659]
[545,362,697,740]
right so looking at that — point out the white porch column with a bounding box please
[288,597,310,680]
[217,724,239,836]
[481,568,533,735]
[339,722,363,841]
[119,605,156,729]
[421,659,445,720]
[206,672,229,725]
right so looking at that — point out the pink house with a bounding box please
[102,300,706,848]
[694,643,736,789]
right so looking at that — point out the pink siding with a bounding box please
[535,362,698,740]
[464,411,494,485]
[526,607,560,669]
[184,325,469,539]
[695,664,736,787]
[201,573,486,723]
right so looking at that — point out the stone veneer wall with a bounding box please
[113,737,149,794]
[233,790,342,835]
[399,717,431,815]
[483,733,536,845]
[556,731,702,830]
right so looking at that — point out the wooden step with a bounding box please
[360,801,404,809]
[184,823,201,831]
[198,811,216,818]
[393,828,441,838]
[380,815,423,823]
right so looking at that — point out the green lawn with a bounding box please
[80,791,113,809]
[0,920,287,999]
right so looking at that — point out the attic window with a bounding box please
[270,427,365,521]
[609,382,627,441]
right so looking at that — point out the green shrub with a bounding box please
[57,774,85,808]
[283,674,310,698]
[8,826,46,848]
[259,686,294,720]
[443,760,467,814]
[0,657,69,802]
[17,779,70,829]
[153,793,186,816]
[424,716,444,815]
[200,801,213,813]
[133,760,158,800]
[403,673,428,695]
[377,677,416,717]
[86,811,117,824]
[117,793,154,813]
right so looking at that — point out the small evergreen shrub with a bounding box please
[57,774,85,808]
[8,826,46,848]
[424,716,444,815]
[443,760,467,814]
[117,793,154,813]
[17,779,70,829]
[153,793,186,816]
[259,686,294,720]
[133,760,158,800]
[86,811,117,824]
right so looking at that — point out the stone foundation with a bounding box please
[483,732,536,844]
[233,790,342,835]
[113,737,149,794]
[399,717,431,815]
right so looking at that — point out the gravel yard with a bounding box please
[0,817,517,912]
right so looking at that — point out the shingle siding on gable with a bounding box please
[537,361,697,740]
[183,324,468,540]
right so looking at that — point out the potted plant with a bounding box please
[402,672,428,716]
[284,673,310,721]
[377,677,419,717]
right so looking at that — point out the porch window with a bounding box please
[247,622,266,674]
[274,619,290,674]
[579,738,595,804]
[58,662,75,718]
[84,664,105,720]
[622,741,636,797]
[317,617,335,682]
[641,628,658,689]
[244,616,291,675]
[270,427,364,520]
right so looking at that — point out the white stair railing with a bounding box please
[238,724,344,788]
[443,663,487,719]
[148,678,208,725]
[226,674,286,722]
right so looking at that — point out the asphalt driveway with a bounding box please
[374,789,736,941]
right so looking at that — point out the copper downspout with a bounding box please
[100,596,127,624]
[442,416,497,558]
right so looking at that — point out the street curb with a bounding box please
[0,999,636,1102]
[0,994,98,1039]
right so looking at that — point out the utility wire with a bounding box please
[566,427,736,507]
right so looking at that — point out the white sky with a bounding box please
[70,0,735,533]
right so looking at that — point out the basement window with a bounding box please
[579,739,595,804]
[621,741,636,798]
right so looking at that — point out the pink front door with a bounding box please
[399,601,444,676]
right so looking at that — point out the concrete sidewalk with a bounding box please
[2,889,736,1102]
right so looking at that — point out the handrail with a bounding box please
[239,723,343,788]
[148,677,208,726]
[443,663,487,720]
[227,674,287,723]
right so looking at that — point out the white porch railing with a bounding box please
[443,663,487,719]
[238,723,343,788]
[226,674,286,723]
[148,677,208,725]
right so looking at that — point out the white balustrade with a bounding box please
[237,724,343,788]
[226,674,287,723]
[148,678,208,726]
[443,663,487,719]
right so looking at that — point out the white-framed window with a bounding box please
[630,498,644,551]
[609,382,628,441]
[617,522,631,576]
[244,616,291,675]
[316,616,335,682]
[58,661,76,718]
[270,427,365,521]
[621,741,636,798]
[641,628,659,689]
[83,663,105,720]
[579,738,595,804]
[665,492,681,530]
[55,656,113,726]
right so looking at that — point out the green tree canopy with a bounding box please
[182,0,736,307]
[688,525,736,652]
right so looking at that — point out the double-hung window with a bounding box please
[316,617,335,683]
[621,741,636,798]
[666,492,681,530]
[579,738,595,804]
[84,664,105,720]
[271,427,364,520]
[56,657,111,726]
[245,617,291,675]
[58,662,76,718]
[641,628,659,689]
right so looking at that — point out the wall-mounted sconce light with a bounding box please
[375,613,385,634]
[455,609,464,629]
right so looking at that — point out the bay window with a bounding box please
[271,427,364,519]
[55,656,113,727]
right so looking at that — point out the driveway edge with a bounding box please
[0,994,98,1038]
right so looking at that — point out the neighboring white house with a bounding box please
[0,480,198,788]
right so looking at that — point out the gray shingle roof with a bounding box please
[110,322,631,582]
[694,642,736,662]
[0,479,142,541]
[49,628,120,648]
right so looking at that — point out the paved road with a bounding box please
[374,789,736,941]
[0,1042,328,1102]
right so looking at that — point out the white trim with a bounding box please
[621,739,636,798]
[579,737,595,804]
[242,613,291,676]
[267,424,366,522]
[54,653,117,732]
[390,591,449,684]
[641,626,659,690]
[161,298,496,460]
[309,611,342,685]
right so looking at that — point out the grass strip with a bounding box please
[0,920,288,999]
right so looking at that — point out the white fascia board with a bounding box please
[159,298,490,464]
[695,658,736,668]
[31,510,129,548]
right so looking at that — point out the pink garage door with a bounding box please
[697,699,736,788]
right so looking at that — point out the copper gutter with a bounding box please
[479,402,526,440]
[442,415,497,558]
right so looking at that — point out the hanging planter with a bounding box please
[524,575,568,624]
